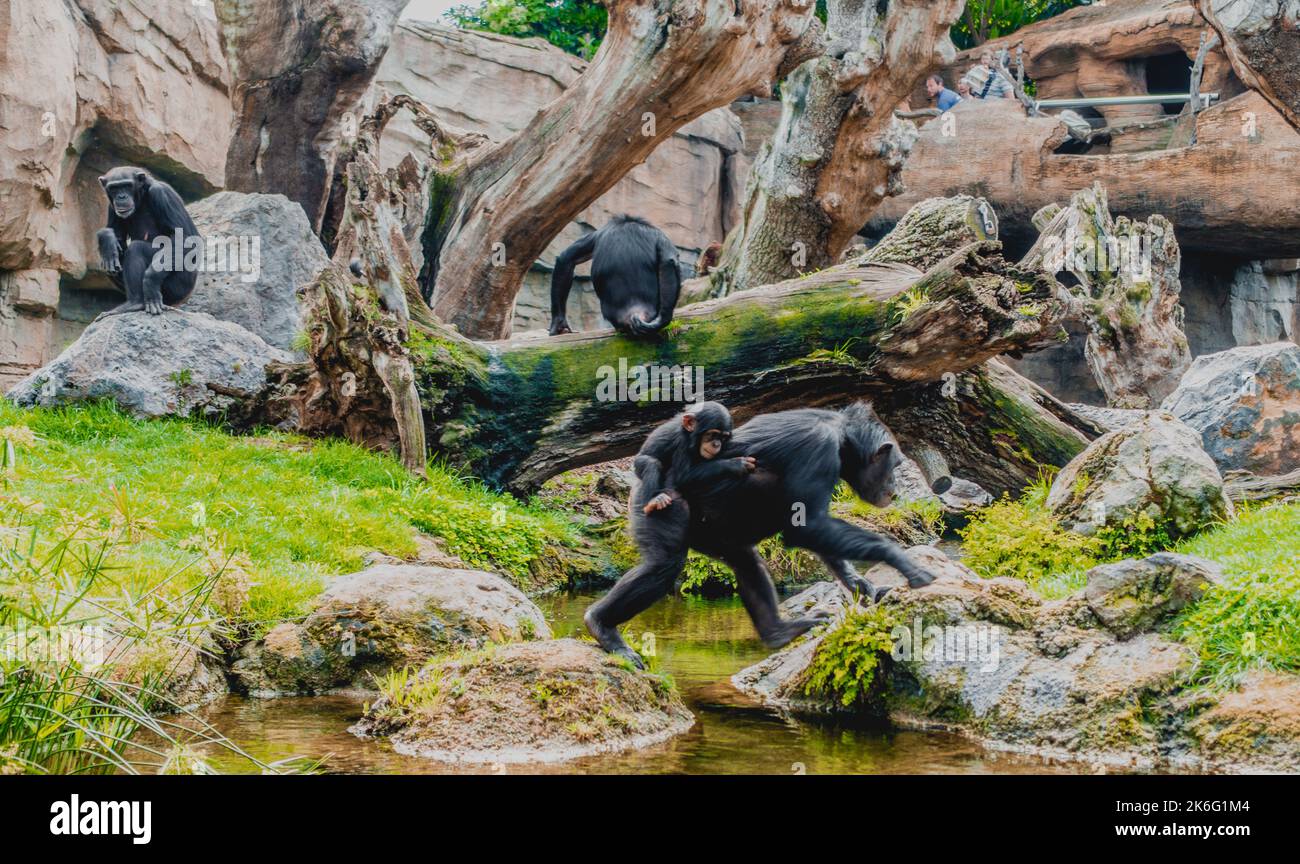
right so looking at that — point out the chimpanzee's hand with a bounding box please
[643,492,674,514]
[735,456,757,473]
[100,238,122,273]
[549,317,572,336]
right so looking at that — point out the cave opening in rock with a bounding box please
[1144,51,1193,115]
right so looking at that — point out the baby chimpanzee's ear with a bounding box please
[872,442,894,462]
[681,414,697,432]
[99,175,110,189]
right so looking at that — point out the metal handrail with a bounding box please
[1034,93,1220,110]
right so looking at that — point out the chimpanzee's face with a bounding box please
[852,442,900,508]
[106,181,137,219]
[698,429,728,460]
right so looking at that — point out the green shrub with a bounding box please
[802,603,899,707]
[958,472,1102,595]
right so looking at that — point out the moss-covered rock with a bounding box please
[1046,411,1232,542]
[734,547,1202,768]
[350,638,693,764]
[1179,672,1300,773]
[1084,553,1223,640]
[230,565,551,696]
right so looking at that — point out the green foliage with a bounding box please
[1173,502,1300,689]
[0,502,291,775]
[678,537,821,596]
[449,0,607,59]
[802,603,899,707]
[951,1,1088,51]
[0,402,585,634]
[958,471,1102,596]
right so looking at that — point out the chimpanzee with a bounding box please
[548,215,681,337]
[585,402,757,667]
[585,402,939,667]
[95,166,200,316]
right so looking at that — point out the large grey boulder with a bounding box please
[1161,342,1300,476]
[231,564,552,697]
[1046,411,1232,540]
[187,192,328,352]
[7,310,290,418]
[1084,553,1223,640]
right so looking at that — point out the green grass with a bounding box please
[958,467,1299,689]
[0,402,585,636]
[1173,502,1300,688]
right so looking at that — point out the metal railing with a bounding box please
[1034,93,1220,111]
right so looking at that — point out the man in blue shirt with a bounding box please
[926,74,962,112]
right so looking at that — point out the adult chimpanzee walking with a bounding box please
[585,402,939,668]
[548,215,681,337]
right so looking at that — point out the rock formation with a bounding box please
[231,564,552,697]
[186,192,329,352]
[735,546,1299,771]
[7,310,291,420]
[0,0,231,389]
[1045,411,1233,540]
[1161,341,1300,475]
[350,638,694,764]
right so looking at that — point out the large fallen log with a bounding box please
[266,240,1065,492]
[868,94,1300,258]
[876,358,1100,498]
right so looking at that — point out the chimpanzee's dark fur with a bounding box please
[549,215,681,337]
[585,402,938,667]
[585,402,755,667]
[95,166,199,316]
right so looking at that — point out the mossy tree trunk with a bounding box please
[267,235,1066,493]
[1021,183,1192,409]
[709,0,965,295]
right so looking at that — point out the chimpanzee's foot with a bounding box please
[96,302,144,322]
[905,567,937,589]
[760,615,831,649]
[583,608,645,670]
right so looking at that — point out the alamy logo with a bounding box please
[49,795,151,845]
[891,616,1000,672]
[595,358,705,402]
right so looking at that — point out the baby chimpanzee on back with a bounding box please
[585,402,755,667]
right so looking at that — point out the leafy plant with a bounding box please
[802,603,899,707]
[951,1,1089,51]
[958,470,1103,595]
[449,0,608,59]
[1173,502,1300,689]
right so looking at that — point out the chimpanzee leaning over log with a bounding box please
[95,166,200,317]
[586,402,939,668]
[549,215,681,337]
[586,402,756,666]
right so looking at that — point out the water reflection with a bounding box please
[190,591,1093,775]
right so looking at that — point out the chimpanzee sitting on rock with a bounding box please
[586,401,938,668]
[95,166,200,317]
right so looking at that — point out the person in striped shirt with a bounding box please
[967,50,1015,100]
